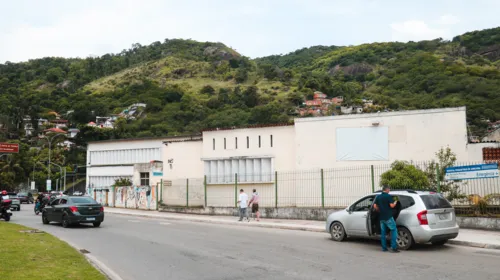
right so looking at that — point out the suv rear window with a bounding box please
[70,197,97,204]
[420,194,452,209]
[396,195,415,210]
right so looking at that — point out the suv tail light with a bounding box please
[99,207,104,212]
[69,206,78,213]
[417,210,428,225]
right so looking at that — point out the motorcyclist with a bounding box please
[1,190,8,201]
[35,193,48,211]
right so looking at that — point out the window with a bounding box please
[270,135,273,147]
[235,137,238,149]
[50,199,60,206]
[213,138,215,150]
[224,138,226,149]
[258,136,261,148]
[70,197,97,204]
[60,199,68,205]
[420,194,452,209]
[395,195,415,210]
[140,172,150,186]
[204,158,273,184]
[351,196,375,212]
[246,137,249,148]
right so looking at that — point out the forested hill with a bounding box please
[1,26,500,145]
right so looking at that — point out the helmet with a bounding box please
[1,190,7,195]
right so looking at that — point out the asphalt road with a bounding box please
[8,205,500,280]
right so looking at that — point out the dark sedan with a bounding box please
[17,192,34,204]
[42,196,104,228]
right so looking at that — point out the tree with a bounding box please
[425,147,466,201]
[380,160,430,190]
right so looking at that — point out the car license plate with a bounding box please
[86,217,96,221]
[438,214,448,220]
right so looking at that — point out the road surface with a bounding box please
[9,206,500,280]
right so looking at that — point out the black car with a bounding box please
[42,195,104,228]
[17,192,34,204]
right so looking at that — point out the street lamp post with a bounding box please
[50,162,63,191]
[43,133,66,180]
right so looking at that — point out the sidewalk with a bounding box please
[104,207,500,250]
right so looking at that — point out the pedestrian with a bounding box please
[248,189,260,221]
[373,186,399,253]
[237,189,249,222]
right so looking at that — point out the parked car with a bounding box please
[17,192,34,204]
[7,193,21,211]
[42,195,104,228]
[73,191,83,196]
[326,190,459,250]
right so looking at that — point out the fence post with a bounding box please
[321,169,325,208]
[275,171,278,208]
[370,165,375,193]
[186,178,189,207]
[234,173,238,207]
[160,179,163,204]
[204,175,207,207]
[155,183,159,211]
[436,164,441,192]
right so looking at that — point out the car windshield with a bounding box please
[8,195,18,199]
[18,193,27,196]
[70,197,98,204]
[420,194,453,209]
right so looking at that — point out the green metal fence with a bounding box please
[160,161,500,214]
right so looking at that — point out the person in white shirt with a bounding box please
[237,189,249,222]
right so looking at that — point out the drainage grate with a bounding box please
[80,249,90,254]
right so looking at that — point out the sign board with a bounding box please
[46,179,52,191]
[151,160,163,177]
[163,180,172,187]
[445,163,499,181]
[0,143,19,153]
[31,181,35,190]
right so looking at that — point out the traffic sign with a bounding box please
[0,143,19,153]
[445,163,499,180]
[46,179,52,191]
[31,181,35,190]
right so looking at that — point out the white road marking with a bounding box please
[128,220,140,223]
[160,222,171,225]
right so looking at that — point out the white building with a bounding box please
[86,136,197,189]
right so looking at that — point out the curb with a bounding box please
[106,211,325,233]
[107,210,500,250]
[66,241,124,280]
[448,240,500,250]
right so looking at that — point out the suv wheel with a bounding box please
[42,213,49,224]
[396,227,414,250]
[330,222,347,242]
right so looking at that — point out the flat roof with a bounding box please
[87,134,201,145]
[294,106,467,123]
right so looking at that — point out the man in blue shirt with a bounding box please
[373,186,399,253]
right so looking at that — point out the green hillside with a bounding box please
[1,28,500,143]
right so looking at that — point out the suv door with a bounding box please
[345,195,376,236]
[47,199,60,221]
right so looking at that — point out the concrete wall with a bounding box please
[159,205,342,221]
[294,107,469,169]
[87,186,158,210]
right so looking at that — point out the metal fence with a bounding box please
[160,161,500,215]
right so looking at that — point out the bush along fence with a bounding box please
[159,161,500,216]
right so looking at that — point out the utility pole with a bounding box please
[43,133,66,180]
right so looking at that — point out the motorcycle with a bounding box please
[1,199,13,221]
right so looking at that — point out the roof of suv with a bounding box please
[374,190,440,196]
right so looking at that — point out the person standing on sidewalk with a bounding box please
[248,189,260,221]
[373,186,399,253]
[237,189,249,222]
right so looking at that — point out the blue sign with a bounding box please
[445,163,499,180]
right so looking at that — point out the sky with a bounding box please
[1,0,500,63]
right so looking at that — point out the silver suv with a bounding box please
[325,190,459,250]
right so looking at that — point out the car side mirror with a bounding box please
[347,207,353,213]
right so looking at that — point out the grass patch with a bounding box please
[0,223,106,280]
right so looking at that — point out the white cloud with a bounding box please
[390,20,450,42]
[437,14,460,25]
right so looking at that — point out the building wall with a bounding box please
[467,142,500,162]
[161,140,204,206]
[86,137,184,190]
[294,107,469,169]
